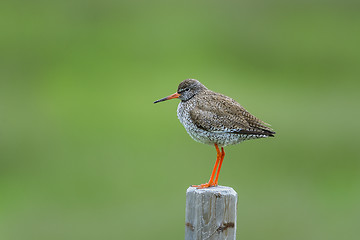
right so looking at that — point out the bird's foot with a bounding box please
[192,181,217,189]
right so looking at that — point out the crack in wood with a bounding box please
[216,222,235,232]
[185,222,195,231]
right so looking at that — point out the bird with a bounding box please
[154,79,275,188]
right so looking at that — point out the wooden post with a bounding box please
[185,186,238,240]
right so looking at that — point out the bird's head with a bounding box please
[154,79,207,103]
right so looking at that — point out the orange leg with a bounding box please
[214,147,225,185]
[192,143,221,189]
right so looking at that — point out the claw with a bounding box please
[192,181,217,189]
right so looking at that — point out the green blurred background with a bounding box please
[1,0,359,239]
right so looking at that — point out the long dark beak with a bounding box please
[154,92,180,103]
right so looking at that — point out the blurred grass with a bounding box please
[0,0,360,239]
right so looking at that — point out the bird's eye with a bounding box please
[178,88,189,94]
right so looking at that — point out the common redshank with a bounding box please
[154,79,275,188]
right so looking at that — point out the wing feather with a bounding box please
[189,92,275,136]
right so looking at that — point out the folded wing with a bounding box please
[189,92,275,137]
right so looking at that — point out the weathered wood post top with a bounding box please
[185,186,238,240]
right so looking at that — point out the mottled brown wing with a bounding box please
[189,92,274,136]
